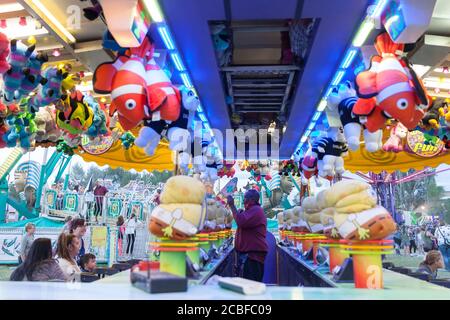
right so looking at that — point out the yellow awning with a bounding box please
[76,142,175,172]
[344,146,450,173]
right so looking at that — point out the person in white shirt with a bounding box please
[56,233,81,282]
[434,220,450,271]
[125,214,142,258]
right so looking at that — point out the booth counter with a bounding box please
[0,245,449,300]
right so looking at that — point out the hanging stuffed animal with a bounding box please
[3,112,36,149]
[199,133,223,183]
[279,160,300,177]
[420,99,445,130]
[84,95,109,138]
[382,122,408,153]
[34,106,62,144]
[120,131,135,149]
[217,160,236,178]
[310,127,348,178]
[0,32,10,74]
[59,63,81,92]
[354,32,429,132]
[135,86,198,156]
[3,40,35,103]
[18,52,48,99]
[55,91,94,136]
[56,140,77,156]
[327,81,383,152]
[28,67,68,113]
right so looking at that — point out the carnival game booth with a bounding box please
[0,0,449,300]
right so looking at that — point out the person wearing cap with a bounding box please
[227,189,268,282]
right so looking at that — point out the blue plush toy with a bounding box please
[18,52,48,99]
[28,66,68,113]
[120,132,135,150]
[3,114,35,149]
[85,95,108,137]
[2,39,35,103]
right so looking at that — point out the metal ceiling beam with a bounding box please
[225,72,235,113]
[280,71,296,114]
[74,40,104,54]
[232,83,287,88]
[222,65,300,72]
[231,26,290,33]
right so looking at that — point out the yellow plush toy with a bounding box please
[317,180,369,208]
[149,176,207,240]
[160,176,206,204]
[301,196,323,233]
[319,208,340,238]
[335,189,377,209]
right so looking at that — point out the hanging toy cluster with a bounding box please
[217,161,236,178]
[238,160,272,182]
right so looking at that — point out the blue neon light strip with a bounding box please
[312,111,321,122]
[308,122,315,131]
[331,70,345,86]
[157,26,175,50]
[171,53,185,71]
[180,73,193,88]
[341,49,357,69]
[198,113,207,122]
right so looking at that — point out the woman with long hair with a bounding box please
[10,238,66,281]
[56,233,81,282]
[69,218,87,264]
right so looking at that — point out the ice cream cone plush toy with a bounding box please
[301,196,324,233]
[149,176,207,240]
[291,206,309,232]
[319,180,396,240]
[320,207,340,238]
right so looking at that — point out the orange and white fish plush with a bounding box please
[354,33,429,132]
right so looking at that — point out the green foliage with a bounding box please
[69,163,172,189]
[395,169,447,220]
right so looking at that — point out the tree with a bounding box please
[395,169,446,220]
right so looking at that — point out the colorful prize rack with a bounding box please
[318,239,350,273]
[340,240,394,289]
[196,233,212,253]
[149,240,198,277]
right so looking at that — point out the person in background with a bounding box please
[124,213,142,258]
[408,227,417,256]
[434,220,450,271]
[93,180,108,223]
[56,233,81,282]
[393,227,402,255]
[416,226,425,256]
[56,184,64,210]
[417,250,444,280]
[80,253,97,273]
[62,216,73,233]
[69,218,87,265]
[153,189,161,205]
[227,189,268,282]
[421,225,436,253]
[117,215,125,257]
[400,225,410,256]
[19,223,36,264]
[10,238,66,282]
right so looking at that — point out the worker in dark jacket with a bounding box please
[227,189,268,282]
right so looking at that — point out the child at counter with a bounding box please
[80,253,97,273]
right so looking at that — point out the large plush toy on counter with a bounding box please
[28,67,69,113]
[55,91,94,135]
[354,32,429,132]
[149,176,207,240]
[18,52,48,99]
[201,198,230,232]
[308,127,348,178]
[316,180,396,240]
[382,122,408,153]
[327,81,383,152]
[34,106,62,144]
[0,32,10,74]
[2,40,35,103]
[301,196,324,233]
